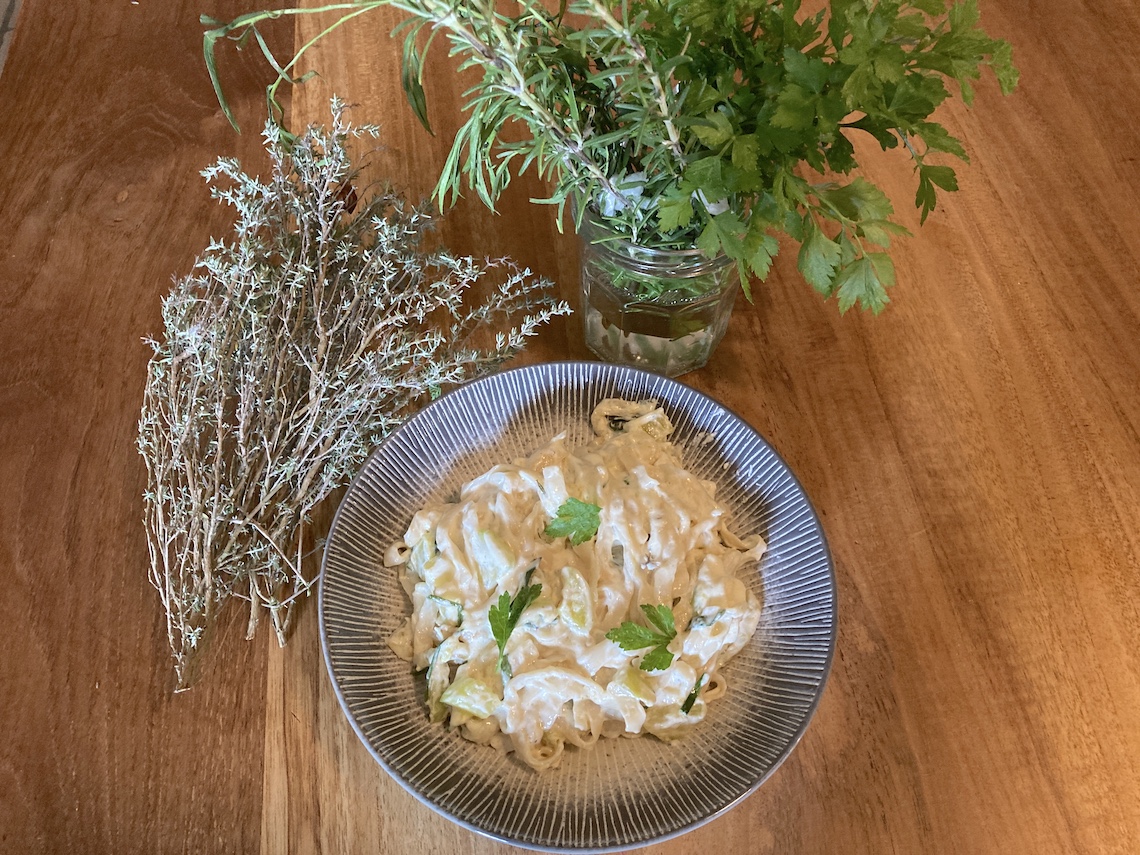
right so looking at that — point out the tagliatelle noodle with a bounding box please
[386,398,764,770]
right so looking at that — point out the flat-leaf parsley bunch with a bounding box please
[206,0,1015,311]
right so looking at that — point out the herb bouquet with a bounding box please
[206,0,1017,374]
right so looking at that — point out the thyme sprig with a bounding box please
[137,101,569,689]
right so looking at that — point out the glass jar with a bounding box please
[578,213,739,377]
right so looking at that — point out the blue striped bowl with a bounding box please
[320,361,836,851]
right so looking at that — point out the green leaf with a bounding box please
[887,77,945,119]
[203,29,238,132]
[710,211,748,258]
[949,0,981,33]
[923,164,959,191]
[858,218,910,248]
[798,220,842,295]
[686,80,723,114]
[915,122,969,161]
[401,28,432,135]
[872,48,907,85]
[772,85,818,131]
[489,567,543,676]
[641,603,676,637]
[915,163,958,223]
[868,251,897,291]
[835,256,890,314]
[837,231,858,266]
[893,11,936,39]
[825,132,856,173]
[848,115,900,151]
[685,156,729,201]
[819,178,894,222]
[745,226,780,280]
[731,134,760,173]
[840,60,879,107]
[958,77,976,106]
[639,646,675,671]
[510,574,543,625]
[488,591,513,666]
[915,172,937,223]
[783,47,830,94]
[605,603,678,671]
[605,621,661,650]
[544,497,601,545]
[692,112,735,148]
[696,219,723,258]
[657,193,694,232]
[991,40,1020,95]
[817,87,850,130]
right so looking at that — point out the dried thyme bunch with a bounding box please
[138,101,569,689]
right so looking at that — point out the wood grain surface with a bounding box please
[0,0,1138,853]
[0,2,292,852]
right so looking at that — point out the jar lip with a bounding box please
[578,208,733,274]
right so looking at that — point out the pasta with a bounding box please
[386,398,764,770]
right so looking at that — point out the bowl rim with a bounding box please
[318,360,838,852]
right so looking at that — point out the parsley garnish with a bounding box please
[605,603,677,671]
[544,498,601,546]
[488,567,542,677]
[681,675,706,715]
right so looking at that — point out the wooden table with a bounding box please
[2,1,1138,852]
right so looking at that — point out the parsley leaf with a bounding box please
[605,603,678,671]
[488,567,542,676]
[684,156,729,203]
[797,219,842,296]
[544,498,601,546]
[641,602,676,636]
[819,178,895,223]
[783,47,830,95]
[915,163,959,223]
[639,645,675,672]
[771,83,818,131]
[991,41,1020,96]
[731,134,760,174]
[692,111,734,148]
[835,255,891,315]
[606,621,661,649]
[744,226,780,281]
[657,191,694,232]
[915,122,969,161]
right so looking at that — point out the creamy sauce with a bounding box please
[386,399,764,770]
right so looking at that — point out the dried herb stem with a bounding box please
[138,102,569,688]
